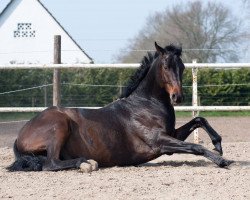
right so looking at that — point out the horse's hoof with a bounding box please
[79,162,92,173]
[87,159,98,171]
[219,159,234,168]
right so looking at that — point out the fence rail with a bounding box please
[0,106,250,113]
[0,62,250,69]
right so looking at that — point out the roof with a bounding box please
[0,1,12,17]
[0,0,93,63]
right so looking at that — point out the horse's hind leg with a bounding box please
[156,135,233,168]
[42,121,87,171]
[43,138,87,171]
[174,117,223,155]
[43,157,87,171]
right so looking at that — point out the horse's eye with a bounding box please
[162,61,168,69]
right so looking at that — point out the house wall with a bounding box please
[0,0,91,64]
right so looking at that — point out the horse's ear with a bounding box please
[155,42,165,55]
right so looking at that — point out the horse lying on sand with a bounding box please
[7,42,233,172]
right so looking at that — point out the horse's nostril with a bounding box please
[171,93,183,103]
[171,93,177,101]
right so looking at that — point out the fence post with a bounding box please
[53,35,61,106]
[192,59,200,143]
[44,84,47,107]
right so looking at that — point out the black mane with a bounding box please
[120,52,154,98]
[120,44,182,98]
[165,44,182,57]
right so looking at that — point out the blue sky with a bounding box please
[0,0,249,63]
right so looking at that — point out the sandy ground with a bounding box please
[0,117,249,200]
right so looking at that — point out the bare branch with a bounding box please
[115,1,247,63]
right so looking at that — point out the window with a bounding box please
[14,23,36,38]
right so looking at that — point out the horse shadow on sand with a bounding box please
[139,159,214,168]
[139,159,250,169]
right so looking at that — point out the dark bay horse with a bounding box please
[8,42,232,172]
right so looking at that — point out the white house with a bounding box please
[0,0,93,64]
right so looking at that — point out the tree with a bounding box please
[242,0,250,39]
[242,0,250,9]
[116,1,245,63]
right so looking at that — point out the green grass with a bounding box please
[199,111,250,117]
[175,111,250,117]
[0,113,38,121]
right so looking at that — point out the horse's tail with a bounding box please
[7,140,45,172]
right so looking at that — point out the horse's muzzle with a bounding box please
[164,84,184,105]
[170,92,184,105]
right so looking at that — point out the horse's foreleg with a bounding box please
[157,135,233,168]
[174,117,223,155]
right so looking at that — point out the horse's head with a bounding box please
[155,42,185,105]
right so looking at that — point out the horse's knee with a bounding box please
[194,117,207,125]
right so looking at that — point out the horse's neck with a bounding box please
[133,65,170,104]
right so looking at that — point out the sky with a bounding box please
[0,0,249,63]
